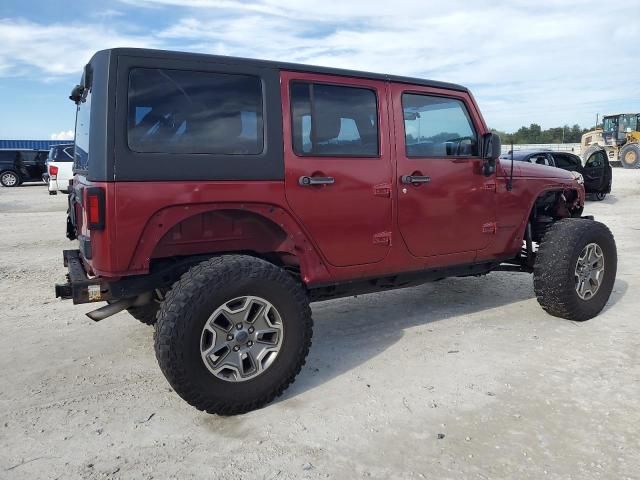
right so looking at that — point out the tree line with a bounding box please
[492,124,594,144]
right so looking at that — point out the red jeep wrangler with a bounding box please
[56,48,617,415]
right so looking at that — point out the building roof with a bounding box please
[0,140,72,150]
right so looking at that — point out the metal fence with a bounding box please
[500,143,582,155]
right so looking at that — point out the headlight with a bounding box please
[570,171,584,185]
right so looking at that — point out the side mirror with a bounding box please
[69,84,83,104]
[482,132,501,176]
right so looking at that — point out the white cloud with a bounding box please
[0,1,638,130]
[50,130,74,140]
[0,18,161,77]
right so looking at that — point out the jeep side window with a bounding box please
[290,82,379,157]
[402,94,478,157]
[127,68,264,155]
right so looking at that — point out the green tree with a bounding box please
[492,122,592,144]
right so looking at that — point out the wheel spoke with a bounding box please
[574,242,605,301]
[255,327,281,345]
[200,295,284,383]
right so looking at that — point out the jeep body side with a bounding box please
[56,48,616,414]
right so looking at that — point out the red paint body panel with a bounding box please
[389,83,496,258]
[280,71,394,268]
[74,74,584,289]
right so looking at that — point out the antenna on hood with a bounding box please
[507,140,514,191]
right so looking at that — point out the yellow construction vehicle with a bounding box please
[581,113,640,168]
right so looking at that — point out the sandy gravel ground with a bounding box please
[1,171,639,480]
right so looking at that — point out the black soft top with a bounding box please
[97,48,469,93]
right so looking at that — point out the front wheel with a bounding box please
[534,218,617,321]
[154,255,313,415]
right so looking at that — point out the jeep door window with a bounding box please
[290,82,378,157]
[128,68,263,155]
[402,94,477,157]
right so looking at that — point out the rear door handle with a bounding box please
[401,175,431,184]
[299,176,335,186]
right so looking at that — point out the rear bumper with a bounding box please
[55,249,109,304]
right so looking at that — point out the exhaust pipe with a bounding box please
[86,292,152,322]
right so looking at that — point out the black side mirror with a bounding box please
[69,84,83,104]
[482,132,501,176]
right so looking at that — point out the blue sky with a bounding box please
[1,0,638,140]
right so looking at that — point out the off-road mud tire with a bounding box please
[154,255,313,415]
[534,218,616,321]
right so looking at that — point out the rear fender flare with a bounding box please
[128,202,329,284]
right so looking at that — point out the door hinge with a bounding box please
[482,222,497,234]
[373,231,392,245]
[483,182,496,191]
[373,183,392,197]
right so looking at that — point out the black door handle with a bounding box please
[401,175,431,184]
[299,175,335,186]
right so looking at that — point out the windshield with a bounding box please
[603,116,618,133]
[74,88,91,171]
[619,114,638,133]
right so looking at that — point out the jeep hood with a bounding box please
[499,158,574,180]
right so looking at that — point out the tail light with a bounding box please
[49,165,58,177]
[86,187,105,230]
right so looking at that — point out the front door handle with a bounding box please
[299,175,335,186]
[401,175,431,184]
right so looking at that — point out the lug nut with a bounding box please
[247,341,253,347]
[236,323,243,330]
[233,345,240,352]
[227,334,234,341]
[248,327,254,333]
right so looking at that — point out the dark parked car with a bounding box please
[0,149,50,187]
[500,149,612,200]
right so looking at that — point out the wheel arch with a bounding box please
[517,186,584,244]
[128,203,329,284]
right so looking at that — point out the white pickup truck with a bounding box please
[47,144,74,194]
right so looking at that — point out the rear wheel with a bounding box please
[619,143,640,169]
[154,255,312,415]
[0,171,20,187]
[534,218,616,321]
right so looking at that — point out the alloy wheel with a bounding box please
[200,296,284,382]
[574,243,605,300]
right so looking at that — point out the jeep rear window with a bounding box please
[290,82,379,157]
[402,94,478,157]
[127,68,264,155]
